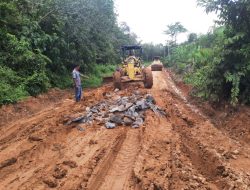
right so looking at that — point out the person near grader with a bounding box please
[72,64,89,102]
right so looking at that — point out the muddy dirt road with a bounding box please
[0,70,250,190]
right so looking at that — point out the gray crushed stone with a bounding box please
[67,93,167,129]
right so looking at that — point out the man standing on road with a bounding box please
[72,65,82,102]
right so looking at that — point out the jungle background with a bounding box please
[0,0,249,105]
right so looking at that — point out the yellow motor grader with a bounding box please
[113,45,153,89]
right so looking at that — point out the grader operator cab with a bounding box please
[113,45,153,89]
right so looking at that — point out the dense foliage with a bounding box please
[141,43,165,62]
[0,0,136,104]
[167,0,250,105]
[167,27,225,99]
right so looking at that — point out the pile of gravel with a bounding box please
[66,93,167,129]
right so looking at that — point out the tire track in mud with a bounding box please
[0,85,119,190]
[48,129,123,190]
[72,129,127,190]
[98,129,140,190]
[86,129,140,190]
[0,100,73,150]
[132,115,172,190]
[131,73,219,190]
[158,71,250,189]
[1,125,122,189]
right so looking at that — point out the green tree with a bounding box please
[164,22,187,45]
[197,0,250,104]
[187,33,198,43]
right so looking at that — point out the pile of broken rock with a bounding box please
[66,93,167,129]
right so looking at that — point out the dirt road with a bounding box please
[0,70,249,190]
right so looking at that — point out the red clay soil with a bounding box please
[170,70,250,147]
[0,89,71,127]
[0,70,249,190]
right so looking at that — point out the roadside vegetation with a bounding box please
[0,0,136,104]
[164,0,250,105]
[166,26,226,102]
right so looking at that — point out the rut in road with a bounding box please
[87,129,140,190]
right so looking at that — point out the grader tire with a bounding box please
[143,68,153,88]
[113,71,122,90]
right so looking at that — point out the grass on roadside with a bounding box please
[82,64,116,88]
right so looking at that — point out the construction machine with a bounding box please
[151,56,163,71]
[113,45,153,90]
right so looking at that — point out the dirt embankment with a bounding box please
[171,70,250,146]
[0,89,72,127]
[0,70,249,190]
